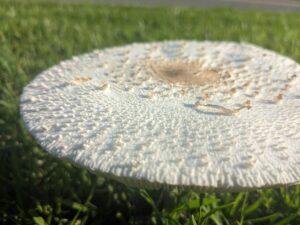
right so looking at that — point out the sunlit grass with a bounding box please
[1,0,300,224]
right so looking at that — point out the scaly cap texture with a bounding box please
[20,41,300,191]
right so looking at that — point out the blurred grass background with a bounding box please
[1,0,300,224]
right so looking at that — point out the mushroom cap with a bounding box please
[20,41,300,191]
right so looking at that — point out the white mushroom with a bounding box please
[20,41,300,191]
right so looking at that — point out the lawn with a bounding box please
[1,0,300,224]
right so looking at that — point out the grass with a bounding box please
[1,0,300,224]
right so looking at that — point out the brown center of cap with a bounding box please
[150,61,220,86]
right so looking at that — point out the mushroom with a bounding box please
[20,41,300,191]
